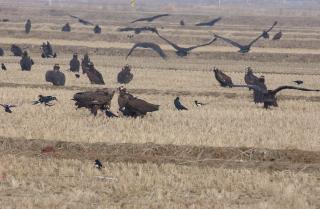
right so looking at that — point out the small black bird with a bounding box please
[0,104,16,113]
[75,74,80,78]
[1,63,6,71]
[94,159,103,170]
[105,110,118,118]
[194,100,206,107]
[293,80,303,85]
[174,97,188,110]
[33,95,57,106]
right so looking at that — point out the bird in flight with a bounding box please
[0,104,16,113]
[155,30,216,57]
[174,97,188,110]
[69,15,94,26]
[33,95,57,106]
[214,21,277,53]
[195,17,221,27]
[131,14,169,23]
[126,42,167,59]
[118,26,157,34]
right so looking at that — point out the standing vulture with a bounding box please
[11,44,23,56]
[272,31,282,40]
[213,67,234,87]
[73,88,115,116]
[94,25,101,34]
[0,48,4,56]
[85,62,105,85]
[45,64,66,86]
[25,19,31,34]
[117,64,133,84]
[118,87,159,117]
[62,23,71,32]
[81,53,91,74]
[69,53,80,72]
[20,51,34,71]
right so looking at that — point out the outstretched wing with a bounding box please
[248,21,277,46]
[155,31,181,51]
[271,85,320,95]
[126,42,167,59]
[214,34,243,49]
[187,37,217,51]
[195,17,221,26]
[131,14,169,23]
[151,14,169,20]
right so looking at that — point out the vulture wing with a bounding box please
[126,42,167,59]
[126,98,159,115]
[271,86,320,95]
[213,68,233,87]
[187,37,217,51]
[214,34,243,49]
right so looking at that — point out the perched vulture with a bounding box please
[93,25,101,34]
[11,44,23,56]
[118,87,159,117]
[131,14,169,23]
[69,53,80,72]
[244,67,267,103]
[1,63,7,71]
[20,51,34,71]
[0,48,4,56]
[195,17,221,27]
[25,19,31,34]
[41,41,57,58]
[73,88,115,116]
[272,31,282,40]
[213,67,233,87]
[117,65,133,84]
[62,23,71,32]
[214,21,277,53]
[155,30,216,57]
[85,63,105,85]
[81,53,91,74]
[45,64,66,86]
[180,20,185,26]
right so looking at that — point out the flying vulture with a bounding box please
[174,97,188,110]
[69,15,94,26]
[118,87,159,117]
[45,64,66,86]
[195,17,221,27]
[118,26,157,34]
[131,14,169,23]
[73,88,115,116]
[126,42,167,59]
[0,104,16,113]
[117,64,133,84]
[155,31,216,57]
[214,21,277,53]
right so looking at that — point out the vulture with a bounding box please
[69,53,80,72]
[41,41,57,58]
[0,48,4,56]
[0,104,16,113]
[195,17,221,27]
[118,87,159,117]
[11,44,23,56]
[33,95,57,106]
[174,97,188,110]
[117,64,133,84]
[20,51,34,71]
[272,31,282,40]
[25,19,31,34]
[73,88,115,116]
[180,20,185,26]
[2,19,9,22]
[293,80,303,85]
[155,30,216,57]
[118,26,157,34]
[93,25,101,34]
[62,23,71,32]
[126,42,167,59]
[69,15,94,26]
[1,63,6,71]
[244,67,267,102]
[213,67,234,87]
[81,53,91,74]
[131,14,169,23]
[214,21,277,53]
[85,62,105,85]
[45,64,66,86]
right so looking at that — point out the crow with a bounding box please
[0,104,16,113]
[94,159,103,170]
[174,97,188,110]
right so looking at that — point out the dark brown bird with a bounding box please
[117,64,133,84]
[214,21,277,53]
[213,67,233,87]
[0,104,16,113]
[73,88,115,116]
[45,64,66,86]
[62,23,71,32]
[69,53,80,72]
[11,44,23,56]
[33,95,57,106]
[1,63,7,71]
[85,62,105,85]
[25,19,31,34]
[244,67,267,101]
[118,87,159,117]
[126,42,167,59]
[20,51,34,71]
[93,25,101,34]
[118,26,157,34]
[155,30,216,57]
[81,53,91,74]
[195,17,221,27]
[0,48,4,56]
[69,15,94,26]
[272,31,282,40]
[41,41,57,58]
[180,20,185,26]
[131,14,169,23]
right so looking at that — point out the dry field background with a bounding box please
[0,1,320,209]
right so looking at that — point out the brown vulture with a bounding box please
[118,87,159,117]
[131,14,169,23]
[117,64,133,84]
[213,67,234,87]
[41,41,57,58]
[272,31,282,40]
[69,15,94,26]
[126,42,167,59]
[155,30,217,57]
[69,53,80,72]
[195,17,221,27]
[81,53,91,74]
[93,25,101,34]
[20,51,34,71]
[118,26,157,34]
[214,21,277,53]
[25,19,31,34]
[85,62,105,85]
[45,64,66,86]
[73,88,115,116]
[62,23,71,32]
[11,44,23,56]
[244,67,267,102]
[0,48,4,56]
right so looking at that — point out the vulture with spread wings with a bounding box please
[118,87,159,117]
[214,21,277,53]
[131,14,169,23]
[126,42,167,59]
[118,26,157,34]
[73,88,115,116]
[155,31,216,57]
[195,17,221,27]
[69,15,94,26]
